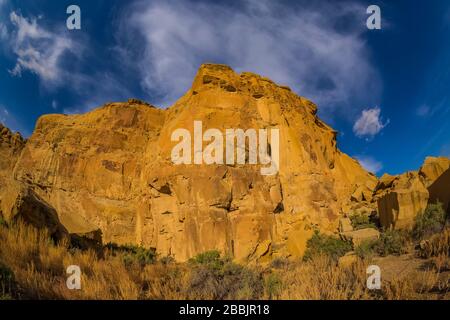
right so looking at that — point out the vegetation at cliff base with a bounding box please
[303,231,353,261]
[413,202,447,241]
[0,221,448,300]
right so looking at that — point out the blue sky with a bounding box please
[0,0,449,176]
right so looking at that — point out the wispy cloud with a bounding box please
[353,107,389,139]
[0,104,28,135]
[0,0,8,41]
[4,10,133,113]
[8,11,77,86]
[117,0,381,114]
[355,155,383,174]
[416,99,448,118]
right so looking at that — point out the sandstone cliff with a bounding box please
[4,64,444,262]
[0,124,68,239]
[376,157,450,230]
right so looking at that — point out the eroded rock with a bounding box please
[1,64,378,261]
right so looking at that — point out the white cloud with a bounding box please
[353,107,389,139]
[117,0,381,112]
[8,11,76,86]
[5,11,131,111]
[355,155,383,174]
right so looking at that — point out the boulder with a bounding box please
[377,172,429,230]
[351,185,373,202]
[4,185,68,240]
[341,228,380,246]
[338,251,358,268]
[377,173,397,190]
[339,217,353,233]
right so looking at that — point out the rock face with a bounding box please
[428,168,450,214]
[2,65,449,261]
[0,64,387,261]
[377,172,429,230]
[0,124,25,220]
[376,157,450,230]
[419,157,450,187]
[0,123,24,173]
[0,124,68,240]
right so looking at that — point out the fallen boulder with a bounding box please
[341,228,380,246]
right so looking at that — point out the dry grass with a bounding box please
[0,222,448,300]
[418,228,450,259]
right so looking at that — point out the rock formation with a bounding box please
[376,157,450,230]
[0,64,448,261]
[0,124,68,240]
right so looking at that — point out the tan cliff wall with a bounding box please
[376,157,450,230]
[3,64,378,261]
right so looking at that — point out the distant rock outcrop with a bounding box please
[376,157,450,230]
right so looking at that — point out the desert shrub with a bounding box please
[189,250,223,269]
[265,273,282,299]
[159,256,175,265]
[270,257,293,270]
[373,230,410,256]
[418,228,450,258]
[1,221,448,300]
[413,202,447,240]
[350,212,376,230]
[105,243,156,267]
[278,255,372,300]
[355,240,377,260]
[0,262,16,300]
[122,246,156,267]
[187,251,264,299]
[303,231,352,261]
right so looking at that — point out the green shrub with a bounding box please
[187,251,264,299]
[104,243,157,267]
[355,240,376,260]
[123,246,156,267]
[270,257,292,270]
[189,250,223,269]
[350,212,376,230]
[413,202,447,240]
[265,273,282,299]
[373,230,410,256]
[0,216,6,227]
[303,231,353,261]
